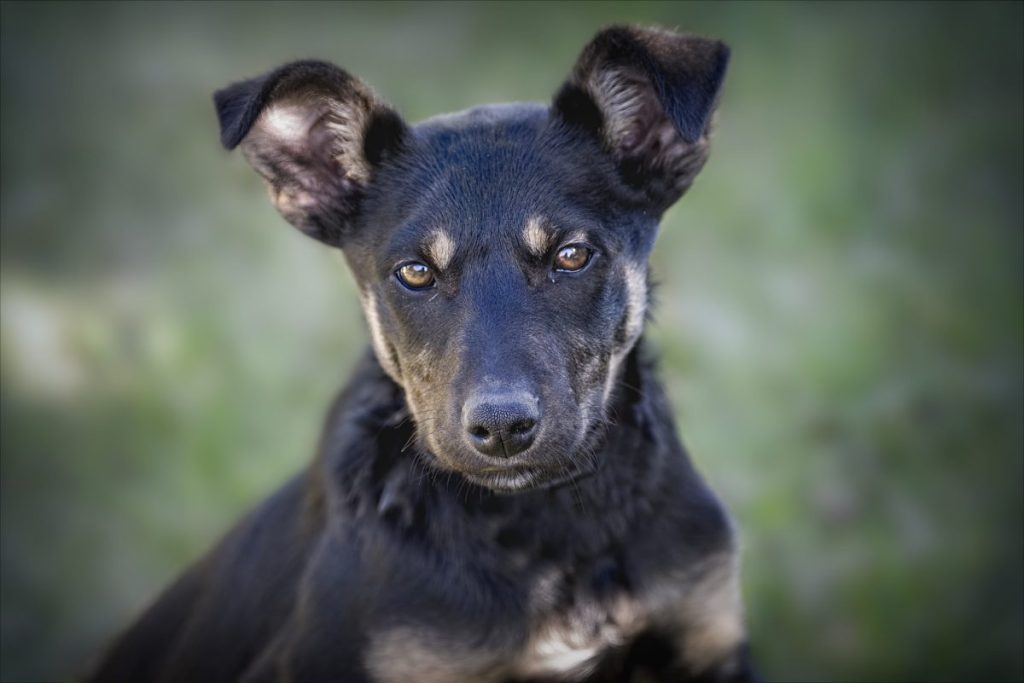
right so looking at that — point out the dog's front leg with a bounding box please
[239,627,376,683]
[611,631,758,683]
[620,549,761,683]
[240,532,376,683]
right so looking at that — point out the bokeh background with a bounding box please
[1,2,1021,681]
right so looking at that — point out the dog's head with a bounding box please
[214,26,728,492]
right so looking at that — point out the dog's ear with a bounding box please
[553,26,729,210]
[214,60,407,245]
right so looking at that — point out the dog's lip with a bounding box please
[464,469,539,493]
[464,459,597,493]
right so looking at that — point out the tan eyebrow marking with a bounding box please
[523,216,554,257]
[425,229,456,271]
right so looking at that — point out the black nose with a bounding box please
[462,391,540,458]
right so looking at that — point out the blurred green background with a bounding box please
[1,2,1021,681]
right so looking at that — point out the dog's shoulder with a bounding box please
[86,472,323,682]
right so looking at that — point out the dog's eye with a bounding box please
[554,244,593,273]
[395,262,435,290]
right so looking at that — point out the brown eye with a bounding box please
[554,244,593,273]
[395,262,435,290]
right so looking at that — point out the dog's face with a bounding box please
[344,107,656,492]
[215,26,728,492]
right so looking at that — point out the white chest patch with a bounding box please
[367,581,644,683]
[513,568,644,679]
[365,553,745,682]
[517,626,610,678]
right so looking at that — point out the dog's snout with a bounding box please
[462,391,540,458]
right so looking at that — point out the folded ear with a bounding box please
[214,60,407,245]
[553,26,730,211]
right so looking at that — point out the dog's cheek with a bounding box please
[400,346,464,465]
[402,354,440,421]
[567,339,610,419]
[360,289,404,383]
[555,262,641,428]
[600,261,648,406]
[562,260,648,418]
[620,261,648,345]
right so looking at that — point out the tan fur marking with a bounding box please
[426,229,456,271]
[602,262,647,406]
[516,568,643,678]
[622,261,647,341]
[366,627,503,683]
[678,552,746,673]
[360,290,400,382]
[602,349,628,408]
[523,217,553,256]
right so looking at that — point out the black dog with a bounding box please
[89,25,756,683]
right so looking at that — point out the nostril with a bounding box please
[508,419,536,436]
[469,425,490,440]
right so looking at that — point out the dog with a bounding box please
[88,25,757,683]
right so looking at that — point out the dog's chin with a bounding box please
[461,459,597,494]
[417,438,598,494]
[462,468,546,494]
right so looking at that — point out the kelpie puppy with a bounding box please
[89,25,756,683]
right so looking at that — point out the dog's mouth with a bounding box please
[462,459,598,494]
[414,397,610,494]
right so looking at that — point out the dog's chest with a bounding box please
[365,563,647,683]
[514,565,646,678]
[354,445,728,681]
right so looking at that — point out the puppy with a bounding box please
[89,25,757,683]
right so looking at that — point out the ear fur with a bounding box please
[553,26,730,210]
[213,60,406,245]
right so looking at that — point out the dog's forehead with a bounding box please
[379,103,610,258]
[412,103,563,218]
